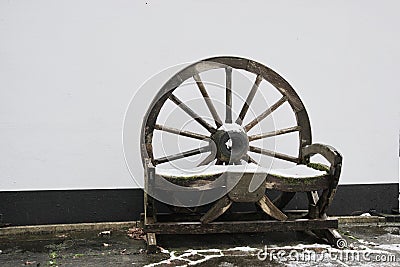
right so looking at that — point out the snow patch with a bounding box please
[156,163,326,178]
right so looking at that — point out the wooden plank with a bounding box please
[141,211,309,223]
[144,218,338,234]
[154,145,210,164]
[265,175,330,192]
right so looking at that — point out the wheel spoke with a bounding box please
[242,154,260,165]
[225,67,233,123]
[249,145,299,163]
[169,94,216,134]
[244,96,288,132]
[154,146,211,165]
[249,126,301,141]
[236,74,262,125]
[193,74,222,128]
[155,124,209,140]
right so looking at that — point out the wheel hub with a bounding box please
[210,123,249,164]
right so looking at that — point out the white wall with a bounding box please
[0,0,399,190]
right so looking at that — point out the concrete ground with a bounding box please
[0,219,399,266]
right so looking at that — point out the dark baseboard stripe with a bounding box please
[0,183,398,226]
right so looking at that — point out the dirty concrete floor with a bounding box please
[0,225,399,266]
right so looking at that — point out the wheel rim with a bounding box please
[140,56,312,168]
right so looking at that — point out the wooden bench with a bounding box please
[139,56,346,252]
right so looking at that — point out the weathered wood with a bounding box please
[249,126,301,141]
[313,228,347,249]
[225,67,233,123]
[154,145,211,165]
[140,57,343,249]
[154,124,208,140]
[265,174,330,192]
[249,146,299,163]
[141,56,313,169]
[144,218,338,234]
[144,160,156,223]
[193,73,222,128]
[200,196,232,224]
[302,144,342,167]
[325,229,348,249]
[256,195,288,221]
[168,94,216,134]
[141,211,310,223]
[236,74,263,125]
[244,96,288,132]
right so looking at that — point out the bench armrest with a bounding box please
[301,143,342,179]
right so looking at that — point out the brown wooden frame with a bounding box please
[139,57,346,252]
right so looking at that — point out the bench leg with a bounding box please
[201,196,232,224]
[146,232,157,253]
[256,195,288,221]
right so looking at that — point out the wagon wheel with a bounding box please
[140,56,312,213]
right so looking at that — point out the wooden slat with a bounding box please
[154,145,210,164]
[249,146,299,163]
[249,126,301,141]
[169,94,216,134]
[266,175,330,192]
[225,67,233,123]
[141,211,309,223]
[236,74,262,125]
[244,96,288,132]
[193,74,222,127]
[155,124,208,140]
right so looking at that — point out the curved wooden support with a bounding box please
[256,195,288,221]
[139,57,344,250]
[302,143,342,218]
[200,196,232,224]
[301,143,342,176]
